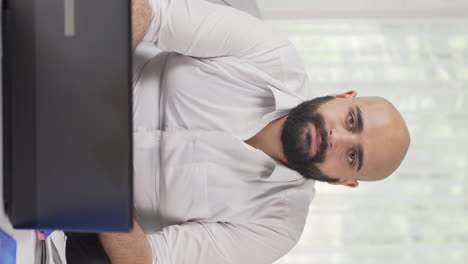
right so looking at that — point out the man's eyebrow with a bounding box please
[356,106,364,133]
[357,144,364,171]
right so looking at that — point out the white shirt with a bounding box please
[133,0,317,263]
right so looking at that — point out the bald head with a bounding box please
[356,96,410,181]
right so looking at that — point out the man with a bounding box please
[98,0,411,263]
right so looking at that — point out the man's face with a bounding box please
[281,91,410,187]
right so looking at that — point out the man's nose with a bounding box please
[328,128,357,150]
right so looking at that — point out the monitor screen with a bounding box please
[2,0,133,232]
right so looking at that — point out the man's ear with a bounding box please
[329,90,357,99]
[328,179,359,188]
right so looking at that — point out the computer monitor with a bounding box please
[2,0,133,232]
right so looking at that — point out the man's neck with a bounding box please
[244,115,288,164]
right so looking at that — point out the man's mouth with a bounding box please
[307,124,321,158]
[315,126,322,156]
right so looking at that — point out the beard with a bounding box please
[280,96,339,182]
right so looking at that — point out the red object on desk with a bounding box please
[36,231,46,240]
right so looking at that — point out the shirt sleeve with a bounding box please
[143,0,289,59]
[146,221,296,264]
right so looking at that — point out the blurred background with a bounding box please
[250,0,468,263]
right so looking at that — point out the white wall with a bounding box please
[257,0,468,19]
[264,12,468,264]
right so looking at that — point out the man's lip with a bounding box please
[309,125,319,158]
[315,126,322,156]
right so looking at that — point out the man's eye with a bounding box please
[348,151,356,164]
[348,113,355,128]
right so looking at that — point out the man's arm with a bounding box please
[144,221,294,264]
[132,0,152,49]
[141,0,288,59]
[98,219,152,264]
